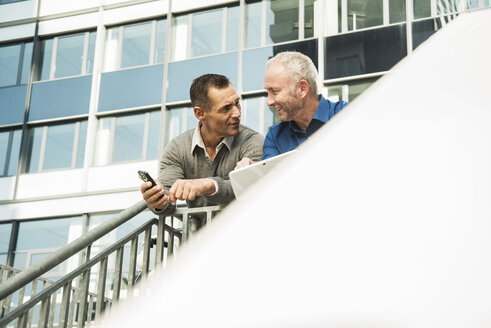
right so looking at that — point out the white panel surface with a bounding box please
[171,0,235,13]
[0,177,16,201]
[0,24,36,42]
[101,10,491,328]
[38,0,99,17]
[11,191,141,220]
[103,1,167,26]
[0,0,37,23]
[16,169,85,199]
[86,160,157,192]
[38,12,99,36]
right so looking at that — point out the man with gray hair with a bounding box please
[262,51,348,159]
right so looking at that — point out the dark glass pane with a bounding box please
[226,6,240,52]
[98,64,163,111]
[0,85,27,126]
[39,39,53,81]
[348,79,376,101]
[16,217,83,250]
[0,44,21,87]
[0,131,8,174]
[43,123,76,170]
[324,24,407,79]
[414,0,431,19]
[390,0,406,23]
[20,42,33,84]
[76,120,87,168]
[305,0,315,38]
[412,18,442,49]
[155,19,167,63]
[54,34,84,78]
[242,39,318,92]
[192,9,222,57]
[86,31,96,74]
[7,129,22,176]
[266,0,299,44]
[167,53,238,102]
[147,111,161,160]
[348,0,383,30]
[112,113,145,162]
[246,1,262,48]
[27,126,43,173]
[29,76,92,121]
[121,22,151,68]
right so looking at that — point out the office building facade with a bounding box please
[0,0,488,277]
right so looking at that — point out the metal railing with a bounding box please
[0,201,221,328]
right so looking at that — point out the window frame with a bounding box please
[172,5,240,61]
[25,120,87,173]
[0,41,32,88]
[104,18,166,72]
[38,31,95,81]
[0,128,22,177]
[94,110,161,166]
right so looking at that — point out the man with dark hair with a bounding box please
[140,74,263,217]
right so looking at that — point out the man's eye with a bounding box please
[235,100,240,107]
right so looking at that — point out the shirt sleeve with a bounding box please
[262,128,280,160]
[150,138,187,215]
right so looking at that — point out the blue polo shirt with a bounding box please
[262,96,348,159]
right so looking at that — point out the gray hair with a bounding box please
[266,51,319,95]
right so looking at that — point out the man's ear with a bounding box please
[194,106,206,121]
[298,79,310,98]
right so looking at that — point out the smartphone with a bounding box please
[138,170,156,187]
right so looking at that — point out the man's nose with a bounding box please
[266,95,274,107]
[232,105,241,118]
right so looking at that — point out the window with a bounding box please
[38,32,95,81]
[326,78,378,102]
[94,111,160,165]
[0,42,33,87]
[324,24,407,79]
[243,96,280,135]
[246,0,314,48]
[0,129,22,177]
[172,6,239,60]
[166,107,198,143]
[13,217,83,277]
[25,121,87,173]
[104,19,166,72]
[0,223,12,265]
[348,0,383,31]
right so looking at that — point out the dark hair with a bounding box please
[189,74,231,110]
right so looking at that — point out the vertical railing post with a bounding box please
[155,216,165,264]
[58,282,71,328]
[112,248,124,302]
[37,296,50,328]
[142,227,151,277]
[95,258,107,318]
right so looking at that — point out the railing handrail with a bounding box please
[0,217,161,326]
[0,200,148,300]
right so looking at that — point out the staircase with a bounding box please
[0,201,221,328]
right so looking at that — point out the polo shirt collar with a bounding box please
[288,95,330,132]
[191,122,234,157]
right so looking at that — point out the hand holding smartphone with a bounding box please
[138,170,156,188]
